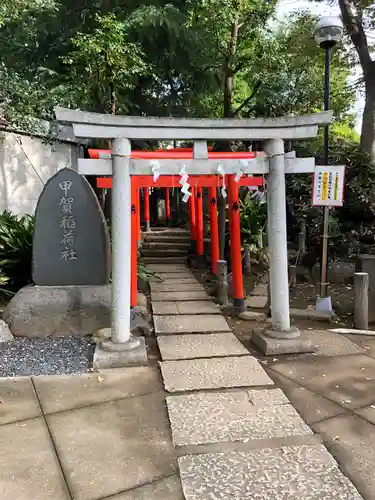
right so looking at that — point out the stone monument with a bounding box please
[33,168,110,285]
[4,168,113,338]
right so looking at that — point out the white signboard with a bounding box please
[312,165,345,207]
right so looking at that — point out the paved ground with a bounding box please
[260,332,375,500]
[0,367,182,500]
[149,264,364,499]
[0,263,372,499]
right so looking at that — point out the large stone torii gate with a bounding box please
[55,107,333,366]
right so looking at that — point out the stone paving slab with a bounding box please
[159,277,198,284]
[157,273,195,280]
[250,283,268,296]
[153,302,180,315]
[154,315,231,335]
[166,390,312,446]
[177,301,221,314]
[308,329,365,357]
[147,265,189,273]
[106,475,185,500]
[0,377,42,425]
[157,333,248,360]
[160,356,274,392]
[47,392,177,500]
[0,417,70,499]
[33,367,162,414]
[313,414,375,500]
[153,301,220,316]
[151,282,204,292]
[269,371,347,425]
[245,295,268,308]
[354,404,375,425]
[179,445,363,500]
[152,290,209,302]
[271,354,375,410]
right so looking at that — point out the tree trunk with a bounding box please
[338,0,374,159]
[219,13,240,260]
[361,64,375,160]
[223,14,239,118]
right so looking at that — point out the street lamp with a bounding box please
[314,16,343,299]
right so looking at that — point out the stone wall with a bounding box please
[0,130,80,215]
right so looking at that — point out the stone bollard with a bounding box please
[289,265,297,288]
[354,272,369,330]
[217,260,229,306]
[243,244,251,276]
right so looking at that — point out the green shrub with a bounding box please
[0,210,157,294]
[239,194,267,246]
[0,210,34,291]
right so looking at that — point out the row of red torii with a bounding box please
[55,108,332,358]
[89,147,264,311]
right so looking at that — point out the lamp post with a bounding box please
[314,16,343,299]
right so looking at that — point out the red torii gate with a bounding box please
[89,148,263,310]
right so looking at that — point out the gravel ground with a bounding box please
[0,337,95,377]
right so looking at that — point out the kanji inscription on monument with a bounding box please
[33,168,110,286]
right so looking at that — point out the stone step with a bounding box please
[160,356,274,393]
[143,231,190,242]
[152,301,221,315]
[157,333,248,360]
[141,256,187,265]
[151,290,209,302]
[146,265,189,273]
[154,314,231,335]
[178,444,362,499]
[142,241,191,250]
[141,248,188,258]
[166,389,312,447]
[150,282,204,293]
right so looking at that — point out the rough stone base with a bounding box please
[252,331,316,356]
[93,337,148,369]
[4,285,112,338]
[4,285,150,338]
[0,320,14,342]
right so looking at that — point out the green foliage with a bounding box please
[0,210,159,295]
[0,211,34,291]
[287,124,375,249]
[248,12,355,119]
[137,262,162,283]
[0,1,357,130]
[239,195,267,245]
[62,13,149,114]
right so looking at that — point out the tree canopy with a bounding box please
[0,0,356,130]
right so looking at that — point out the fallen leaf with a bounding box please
[342,400,352,404]
[333,436,340,442]
[0,399,3,404]
[366,378,372,381]
[371,405,375,409]
[97,376,104,383]
[322,374,326,377]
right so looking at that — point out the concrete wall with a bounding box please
[0,130,79,215]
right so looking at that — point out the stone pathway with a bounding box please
[150,263,364,500]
